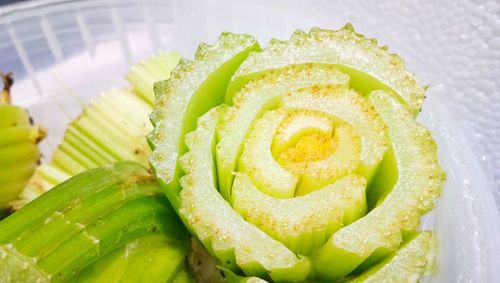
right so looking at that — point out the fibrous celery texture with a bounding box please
[0,162,189,282]
[2,54,195,282]
[150,25,445,282]
[14,52,180,208]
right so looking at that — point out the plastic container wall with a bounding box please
[0,0,499,281]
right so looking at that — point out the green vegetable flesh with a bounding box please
[149,33,259,211]
[0,162,189,282]
[313,91,445,281]
[178,108,311,281]
[148,26,444,282]
[15,88,152,208]
[227,25,426,116]
[70,235,188,283]
[216,64,350,198]
[126,52,182,104]
[347,231,435,283]
[231,173,366,255]
[281,85,388,186]
[15,53,180,209]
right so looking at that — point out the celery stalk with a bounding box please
[0,162,189,282]
[149,27,444,282]
[15,53,180,208]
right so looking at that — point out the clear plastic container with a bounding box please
[1,0,499,281]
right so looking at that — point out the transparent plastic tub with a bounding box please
[1,0,499,281]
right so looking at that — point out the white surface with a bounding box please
[0,0,499,281]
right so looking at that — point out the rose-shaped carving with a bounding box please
[149,25,445,282]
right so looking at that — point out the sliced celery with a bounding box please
[238,110,297,198]
[15,52,179,208]
[141,27,444,283]
[347,231,435,283]
[126,52,181,104]
[149,32,259,210]
[228,25,426,116]
[282,85,388,185]
[313,91,444,280]
[0,162,189,282]
[216,64,349,199]
[17,88,153,207]
[232,173,366,255]
[178,109,310,281]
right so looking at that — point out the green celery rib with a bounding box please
[49,147,87,175]
[126,52,182,104]
[73,112,135,161]
[14,178,162,258]
[148,33,260,211]
[0,161,132,241]
[17,54,176,207]
[64,127,116,165]
[19,88,154,207]
[70,235,189,283]
[39,196,171,280]
[0,162,189,282]
[57,141,100,171]
[347,231,435,282]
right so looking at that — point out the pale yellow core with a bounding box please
[278,131,336,164]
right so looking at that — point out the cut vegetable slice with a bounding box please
[0,162,189,282]
[347,231,435,283]
[15,88,153,208]
[216,64,349,198]
[228,25,426,116]
[126,52,182,104]
[14,52,179,209]
[275,115,362,196]
[149,33,259,210]
[146,27,444,283]
[238,110,297,198]
[313,91,445,280]
[178,108,310,281]
[231,173,366,255]
[282,85,387,185]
